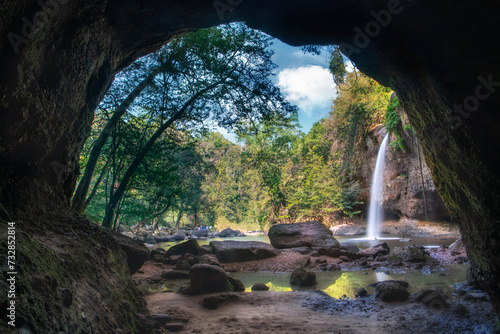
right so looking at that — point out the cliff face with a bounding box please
[358,122,450,222]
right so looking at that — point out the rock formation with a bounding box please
[1,1,500,331]
[358,120,450,222]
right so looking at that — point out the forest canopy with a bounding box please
[75,25,395,232]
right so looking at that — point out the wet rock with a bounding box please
[357,242,390,259]
[413,286,450,309]
[153,231,170,242]
[227,274,245,292]
[370,280,409,288]
[152,254,164,263]
[201,293,239,310]
[400,246,428,263]
[296,256,311,268]
[386,254,403,266]
[327,264,340,271]
[330,224,366,236]
[150,248,166,260]
[190,254,220,267]
[339,242,360,254]
[218,228,241,237]
[449,238,466,255]
[160,270,190,280]
[165,239,200,257]
[251,283,270,291]
[198,245,213,256]
[191,229,208,238]
[269,221,340,249]
[374,281,410,302]
[452,303,470,317]
[421,265,434,274]
[463,292,489,302]
[452,281,476,296]
[290,268,316,286]
[165,255,182,265]
[174,260,191,271]
[171,232,187,241]
[188,264,232,295]
[111,231,149,274]
[317,247,357,259]
[209,241,277,263]
[121,231,137,240]
[356,288,368,298]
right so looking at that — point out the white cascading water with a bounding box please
[366,134,389,239]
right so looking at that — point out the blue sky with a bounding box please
[218,38,337,142]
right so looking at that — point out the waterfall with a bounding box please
[366,134,389,239]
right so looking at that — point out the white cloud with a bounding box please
[277,66,336,115]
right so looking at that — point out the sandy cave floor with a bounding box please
[145,290,496,334]
[135,255,498,334]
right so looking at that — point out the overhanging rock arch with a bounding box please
[1,0,500,331]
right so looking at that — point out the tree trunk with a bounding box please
[72,67,161,213]
[102,81,223,227]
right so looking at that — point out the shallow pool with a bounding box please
[139,264,467,299]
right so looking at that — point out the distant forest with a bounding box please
[74,24,397,231]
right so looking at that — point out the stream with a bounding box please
[146,234,467,299]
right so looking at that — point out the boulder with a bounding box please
[189,254,221,267]
[315,247,357,259]
[188,264,232,295]
[165,239,200,257]
[356,288,368,298]
[111,232,149,275]
[174,260,191,271]
[289,268,316,286]
[374,281,410,302]
[449,239,466,255]
[218,228,242,237]
[153,231,170,242]
[400,246,428,263]
[227,275,245,292]
[268,221,340,249]
[198,245,213,256]
[412,286,450,309]
[463,292,489,302]
[356,242,390,259]
[209,241,278,263]
[386,254,403,266]
[251,283,270,291]
[330,224,366,236]
[171,232,187,241]
[149,247,166,260]
[121,232,137,240]
[339,242,360,254]
[191,229,208,238]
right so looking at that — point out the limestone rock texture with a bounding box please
[358,121,450,222]
[1,1,500,331]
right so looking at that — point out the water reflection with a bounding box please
[233,265,467,299]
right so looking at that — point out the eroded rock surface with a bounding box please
[269,221,340,249]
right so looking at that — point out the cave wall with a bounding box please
[1,0,500,330]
